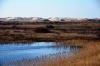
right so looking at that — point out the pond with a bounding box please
[0,42,82,66]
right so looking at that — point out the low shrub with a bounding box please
[97,34,100,38]
[34,27,51,33]
[97,28,100,31]
[46,25,55,29]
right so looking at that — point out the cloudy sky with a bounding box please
[0,0,100,18]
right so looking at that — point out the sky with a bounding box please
[0,0,100,18]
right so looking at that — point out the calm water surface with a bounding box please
[0,42,81,66]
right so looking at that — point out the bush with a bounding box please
[97,34,100,38]
[97,28,100,31]
[34,27,50,33]
[46,25,54,29]
[12,25,17,29]
[43,19,50,22]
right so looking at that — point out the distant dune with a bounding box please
[0,17,100,22]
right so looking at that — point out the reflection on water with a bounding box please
[0,42,82,66]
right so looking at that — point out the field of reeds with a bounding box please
[6,39,100,66]
[36,40,100,66]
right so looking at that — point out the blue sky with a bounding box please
[0,0,100,18]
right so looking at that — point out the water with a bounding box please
[0,42,81,66]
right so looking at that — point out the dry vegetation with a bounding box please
[0,21,100,42]
[0,21,100,66]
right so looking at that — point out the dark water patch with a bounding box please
[0,42,82,66]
